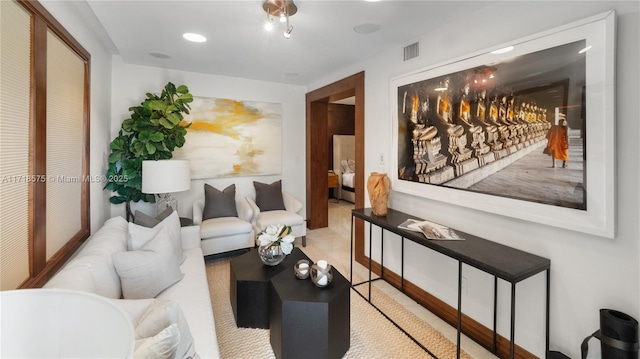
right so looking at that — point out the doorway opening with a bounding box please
[305,72,365,254]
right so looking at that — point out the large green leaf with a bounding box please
[132,141,145,156]
[176,85,188,94]
[165,82,177,95]
[149,132,164,142]
[109,195,127,204]
[166,113,181,125]
[145,142,156,154]
[123,168,138,181]
[164,138,176,151]
[108,152,122,164]
[147,100,167,112]
[122,118,134,132]
[176,126,189,135]
[110,137,125,151]
[159,117,173,129]
[178,93,193,103]
[138,131,150,141]
[175,135,186,148]
[166,104,178,113]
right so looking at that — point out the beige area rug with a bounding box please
[205,247,472,359]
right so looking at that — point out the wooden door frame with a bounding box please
[305,72,364,260]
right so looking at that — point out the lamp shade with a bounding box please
[141,160,191,194]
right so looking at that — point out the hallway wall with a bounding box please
[308,2,639,357]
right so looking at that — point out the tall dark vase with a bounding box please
[581,309,639,359]
[600,309,638,359]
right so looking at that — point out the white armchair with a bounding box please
[193,198,255,256]
[246,191,307,247]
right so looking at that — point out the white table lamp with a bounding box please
[142,159,191,214]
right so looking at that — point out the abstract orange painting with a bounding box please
[173,96,282,178]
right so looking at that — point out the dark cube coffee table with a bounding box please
[230,247,307,328]
[269,261,350,359]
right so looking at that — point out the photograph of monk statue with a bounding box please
[396,40,587,211]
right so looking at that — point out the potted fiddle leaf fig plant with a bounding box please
[104,82,193,221]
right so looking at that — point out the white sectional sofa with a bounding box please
[45,215,220,358]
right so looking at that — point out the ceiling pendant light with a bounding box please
[284,26,293,39]
[264,10,274,31]
[283,6,292,39]
[265,21,274,31]
[263,0,297,38]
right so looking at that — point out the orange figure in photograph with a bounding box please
[544,117,569,168]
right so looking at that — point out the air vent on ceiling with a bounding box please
[403,42,419,61]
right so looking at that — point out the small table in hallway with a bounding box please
[328,171,339,203]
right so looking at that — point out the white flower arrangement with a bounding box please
[256,224,295,255]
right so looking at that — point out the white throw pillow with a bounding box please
[347,159,356,173]
[340,159,350,174]
[136,299,195,359]
[113,227,183,299]
[134,323,180,359]
[128,210,184,264]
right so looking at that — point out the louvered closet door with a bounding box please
[0,0,32,290]
[45,30,85,259]
[1,0,90,289]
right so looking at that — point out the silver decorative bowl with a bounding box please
[310,261,333,288]
[294,259,311,279]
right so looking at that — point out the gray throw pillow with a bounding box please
[203,184,238,220]
[254,180,286,211]
[134,207,174,228]
[112,227,183,299]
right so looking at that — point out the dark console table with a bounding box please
[350,208,551,359]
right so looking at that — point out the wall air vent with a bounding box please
[403,42,419,61]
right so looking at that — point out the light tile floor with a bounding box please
[302,200,498,359]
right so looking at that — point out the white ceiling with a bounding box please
[84,0,496,86]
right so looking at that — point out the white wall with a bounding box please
[39,1,114,233]
[109,58,307,220]
[309,2,639,357]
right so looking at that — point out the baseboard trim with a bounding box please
[357,256,536,359]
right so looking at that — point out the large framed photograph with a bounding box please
[390,11,615,238]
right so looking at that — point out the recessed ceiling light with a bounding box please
[578,45,592,54]
[353,22,381,34]
[183,33,207,43]
[364,0,382,2]
[490,46,514,55]
[149,51,172,59]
